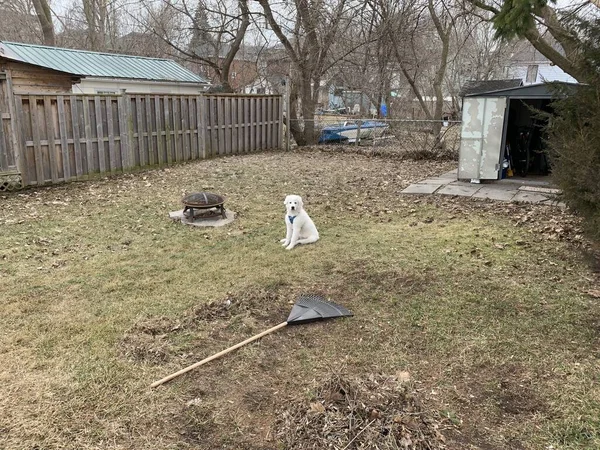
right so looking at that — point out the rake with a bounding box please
[151,294,353,388]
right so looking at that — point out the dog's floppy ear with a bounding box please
[297,196,304,209]
[283,195,289,205]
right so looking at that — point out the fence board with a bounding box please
[43,96,59,183]
[106,98,117,173]
[57,96,71,181]
[173,96,181,162]
[237,96,243,153]
[155,96,164,166]
[266,97,271,149]
[164,97,172,164]
[197,96,206,159]
[145,95,154,166]
[250,97,256,152]
[135,96,145,167]
[29,96,44,184]
[117,96,128,171]
[189,97,198,160]
[224,97,232,155]
[94,96,106,174]
[13,96,30,185]
[278,97,283,150]
[181,97,190,160]
[211,97,218,157]
[82,98,94,174]
[69,96,83,178]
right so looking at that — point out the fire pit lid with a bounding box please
[182,192,225,208]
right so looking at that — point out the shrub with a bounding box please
[547,85,600,241]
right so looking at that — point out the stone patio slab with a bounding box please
[511,191,551,204]
[472,186,518,201]
[401,184,443,194]
[518,185,562,195]
[417,178,453,185]
[437,184,482,197]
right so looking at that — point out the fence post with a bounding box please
[355,120,362,147]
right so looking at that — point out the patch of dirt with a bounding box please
[496,379,545,416]
[185,287,290,324]
[273,371,453,449]
[243,387,275,412]
[118,286,299,364]
[119,317,180,363]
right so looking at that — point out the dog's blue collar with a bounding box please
[288,215,296,224]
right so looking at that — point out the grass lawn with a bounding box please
[1,150,599,450]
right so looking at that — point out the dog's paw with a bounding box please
[285,244,295,250]
[280,239,288,245]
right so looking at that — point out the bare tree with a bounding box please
[257,0,351,145]
[328,4,396,117]
[0,0,44,44]
[31,0,55,45]
[136,0,250,92]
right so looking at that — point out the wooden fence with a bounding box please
[0,92,283,188]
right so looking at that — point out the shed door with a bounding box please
[458,96,507,180]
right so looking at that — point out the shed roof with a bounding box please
[465,82,580,99]
[0,41,209,84]
[459,79,523,97]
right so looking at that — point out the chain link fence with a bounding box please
[288,117,461,159]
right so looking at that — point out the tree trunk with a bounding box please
[218,0,250,92]
[32,0,55,46]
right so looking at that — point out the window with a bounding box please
[526,65,538,83]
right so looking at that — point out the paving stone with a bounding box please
[511,191,551,204]
[437,184,482,197]
[417,178,453,185]
[438,170,458,179]
[401,184,443,194]
[472,187,518,202]
[518,185,562,195]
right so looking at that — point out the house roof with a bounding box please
[0,41,209,84]
[465,82,580,99]
[459,79,523,97]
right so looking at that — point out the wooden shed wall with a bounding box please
[0,59,77,94]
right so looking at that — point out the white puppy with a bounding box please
[280,195,319,250]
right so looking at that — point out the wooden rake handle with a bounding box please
[150,321,288,388]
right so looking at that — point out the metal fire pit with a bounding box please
[182,192,227,221]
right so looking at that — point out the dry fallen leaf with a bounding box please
[397,371,411,383]
[587,290,600,299]
[309,402,325,414]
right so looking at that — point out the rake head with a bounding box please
[286,294,353,325]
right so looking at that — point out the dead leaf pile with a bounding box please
[274,371,451,449]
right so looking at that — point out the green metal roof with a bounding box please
[0,41,209,84]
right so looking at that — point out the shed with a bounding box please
[457,82,579,182]
[0,41,210,95]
